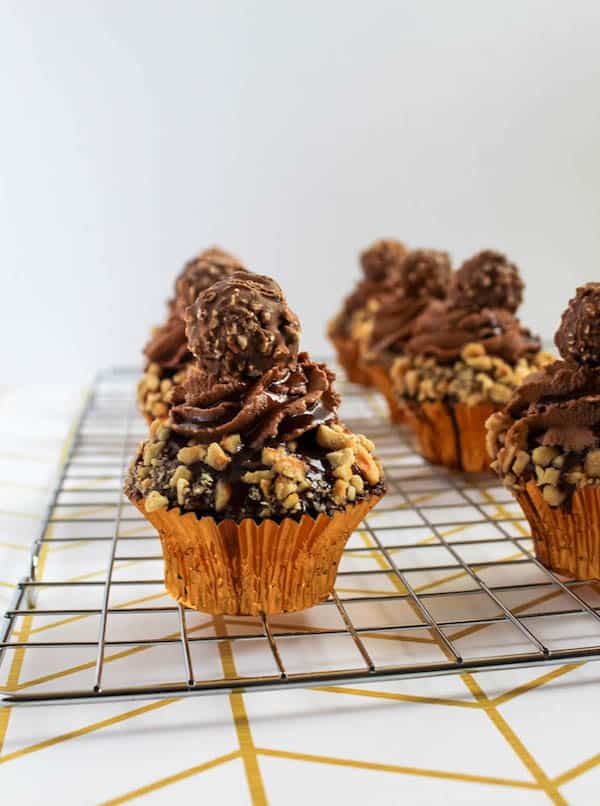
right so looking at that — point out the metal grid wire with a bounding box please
[3,367,600,706]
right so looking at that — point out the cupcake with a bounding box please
[391,250,553,472]
[137,247,245,423]
[125,272,385,615]
[355,249,451,421]
[487,284,600,579]
[327,239,407,385]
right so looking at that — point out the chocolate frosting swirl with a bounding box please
[405,250,539,364]
[330,239,408,338]
[143,315,190,369]
[365,249,451,359]
[499,285,600,454]
[406,303,541,364]
[170,352,340,448]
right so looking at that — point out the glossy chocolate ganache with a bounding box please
[127,273,385,522]
[487,284,600,507]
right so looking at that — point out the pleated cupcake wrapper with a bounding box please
[366,363,406,423]
[330,334,373,387]
[516,480,600,580]
[131,495,381,615]
[403,401,497,473]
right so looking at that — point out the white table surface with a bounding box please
[1,383,599,806]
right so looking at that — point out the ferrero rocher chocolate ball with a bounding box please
[400,249,451,299]
[450,250,524,313]
[555,283,600,366]
[360,239,408,283]
[174,247,246,316]
[186,272,301,380]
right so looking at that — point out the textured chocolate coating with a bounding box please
[450,251,524,313]
[174,247,246,317]
[555,283,600,366]
[171,352,339,448]
[186,272,301,381]
[399,249,451,299]
[360,239,408,283]
[406,301,541,364]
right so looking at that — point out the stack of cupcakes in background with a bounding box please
[487,284,600,579]
[137,247,245,423]
[327,239,407,386]
[391,250,554,472]
[126,271,385,615]
[355,249,452,422]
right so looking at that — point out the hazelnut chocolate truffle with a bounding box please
[137,247,246,422]
[486,283,600,579]
[391,250,553,472]
[355,249,451,421]
[126,273,385,615]
[327,238,408,385]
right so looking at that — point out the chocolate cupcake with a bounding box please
[137,247,246,423]
[487,284,600,578]
[126,272,385,615]
[327,239,407,385]
[391,250,553,472]
[355,249,451,421]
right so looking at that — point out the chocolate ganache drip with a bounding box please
[501,284,600,453]
[143,247,246,370]
[366,249,451,359]
[405,250,540,364]
[172,274,339,448]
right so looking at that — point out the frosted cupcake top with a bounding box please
[127,272,384,521]
[487,284,600,506]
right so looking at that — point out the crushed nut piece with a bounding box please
[532,446,559,467]
[316,424,351,450]
[169,465,192,487]
[177,445,207,465]
[221,434,241,454]
[145,491,169,512]
[176,477,189,506]
[205,442,231,471]
[282,492,300,511]
[242,469,275,484]
[584,450,600,477]
[214,479,232,512]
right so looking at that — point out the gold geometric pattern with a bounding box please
[1,377,600,805]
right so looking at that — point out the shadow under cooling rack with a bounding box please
[3,367,600,707]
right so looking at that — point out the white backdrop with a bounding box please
[2,0,600,382]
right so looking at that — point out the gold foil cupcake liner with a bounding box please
[330,334,373,387]
[516,480,600,580]
[132,495,381,615]
[366,363,405,423]
[404,401,497,472]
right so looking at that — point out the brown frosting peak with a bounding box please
[406,302,540,365]
[555,283,600,366]
[399,249,451,299]
[360,239,408,283]
[450,250,524,313]
[174,247,246,317]
[365,249,451,361]
[143,314,189,369]
[186,272,301,382]
[171,352,340,448]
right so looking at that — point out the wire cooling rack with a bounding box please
[3,367,600,707]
